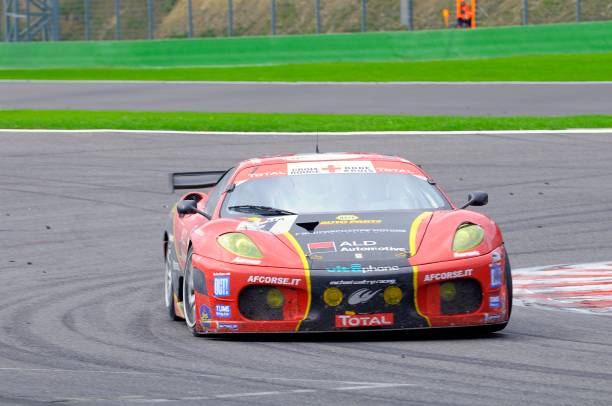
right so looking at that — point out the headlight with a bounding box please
[452,223,484,252]
[217,233,263,259]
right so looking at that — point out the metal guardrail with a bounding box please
[1,0,609,42]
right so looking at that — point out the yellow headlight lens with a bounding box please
[266,288,284,308]
[452,223,485,252]
[323,287,343,307]
[217,233,263,259]
[383,285,403,305]
[440,282,457,302]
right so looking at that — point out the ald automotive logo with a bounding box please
[326,264,400,274]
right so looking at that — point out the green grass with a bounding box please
[0,53,612,82]
[1,110,611,132]
[2,53,612,82]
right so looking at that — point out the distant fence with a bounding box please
[2,0,612,42]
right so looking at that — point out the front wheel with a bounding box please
[164,249,181,321]
[182,246,198,335]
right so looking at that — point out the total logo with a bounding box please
[326,264,400,274]
[347,288,381,305]
[336,312,394,328]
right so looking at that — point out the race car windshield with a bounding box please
[221,173,450,216]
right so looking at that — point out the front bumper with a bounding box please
[191,248,509,334]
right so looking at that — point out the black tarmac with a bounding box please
[1,130,611,405]
[2,81,612,115]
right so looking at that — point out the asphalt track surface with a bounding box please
[1,130,612,405]
[2,81,612,115]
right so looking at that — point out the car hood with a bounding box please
[281,210,433,270]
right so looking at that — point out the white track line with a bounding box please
[2,80,612,86]
[1,128,612,136]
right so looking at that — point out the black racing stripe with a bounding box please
[299,269,429,331]
[289,210,426,271]
[289,210,429,332]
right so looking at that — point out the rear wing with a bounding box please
[169,170,228,192]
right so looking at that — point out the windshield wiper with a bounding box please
[228,205,296,216]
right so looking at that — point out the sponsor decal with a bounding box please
[215,304,231,318]
[307,241,337,254]
[336,313,394,328]
[199,305,211,326]
[484,313,502,323]
[237,216,295,234]
[287,161,376,176]
[355,253,363,259]
[490,264,502,288]
[285,153,362,161]
[217,323,239,331]
[329,279,396,286]
[343,240,374,246]
[232,257,261,265]
[423,269,474,282]
[347,288,382,305]
[172,261,179,271]
[376,167,417,174]
[213,276,231,297]
[492,250,502,264]
[454,251,480,258]
[489,296,501,308]
[247,275,301,286]
[490,249,503,288]
[248,171,287,178]
[310,254,324,260]
[339,240,406,253]
[326,264,400,274]
[293,228,407,236]
[336,215,359,221]
[320,216,382,226]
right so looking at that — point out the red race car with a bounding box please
[163,153,512,335]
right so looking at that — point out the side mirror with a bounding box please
[176,200,211,219]
[177,200,198,216]
[460,191,488,209]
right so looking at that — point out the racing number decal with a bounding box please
[284,232,311,331]
[410,212,432,327]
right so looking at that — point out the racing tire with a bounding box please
[505,248,513,320]
[164,248,181,321]
[183,246,198,336]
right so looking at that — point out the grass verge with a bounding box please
[2,54,612,82]
[1,110,611,132]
